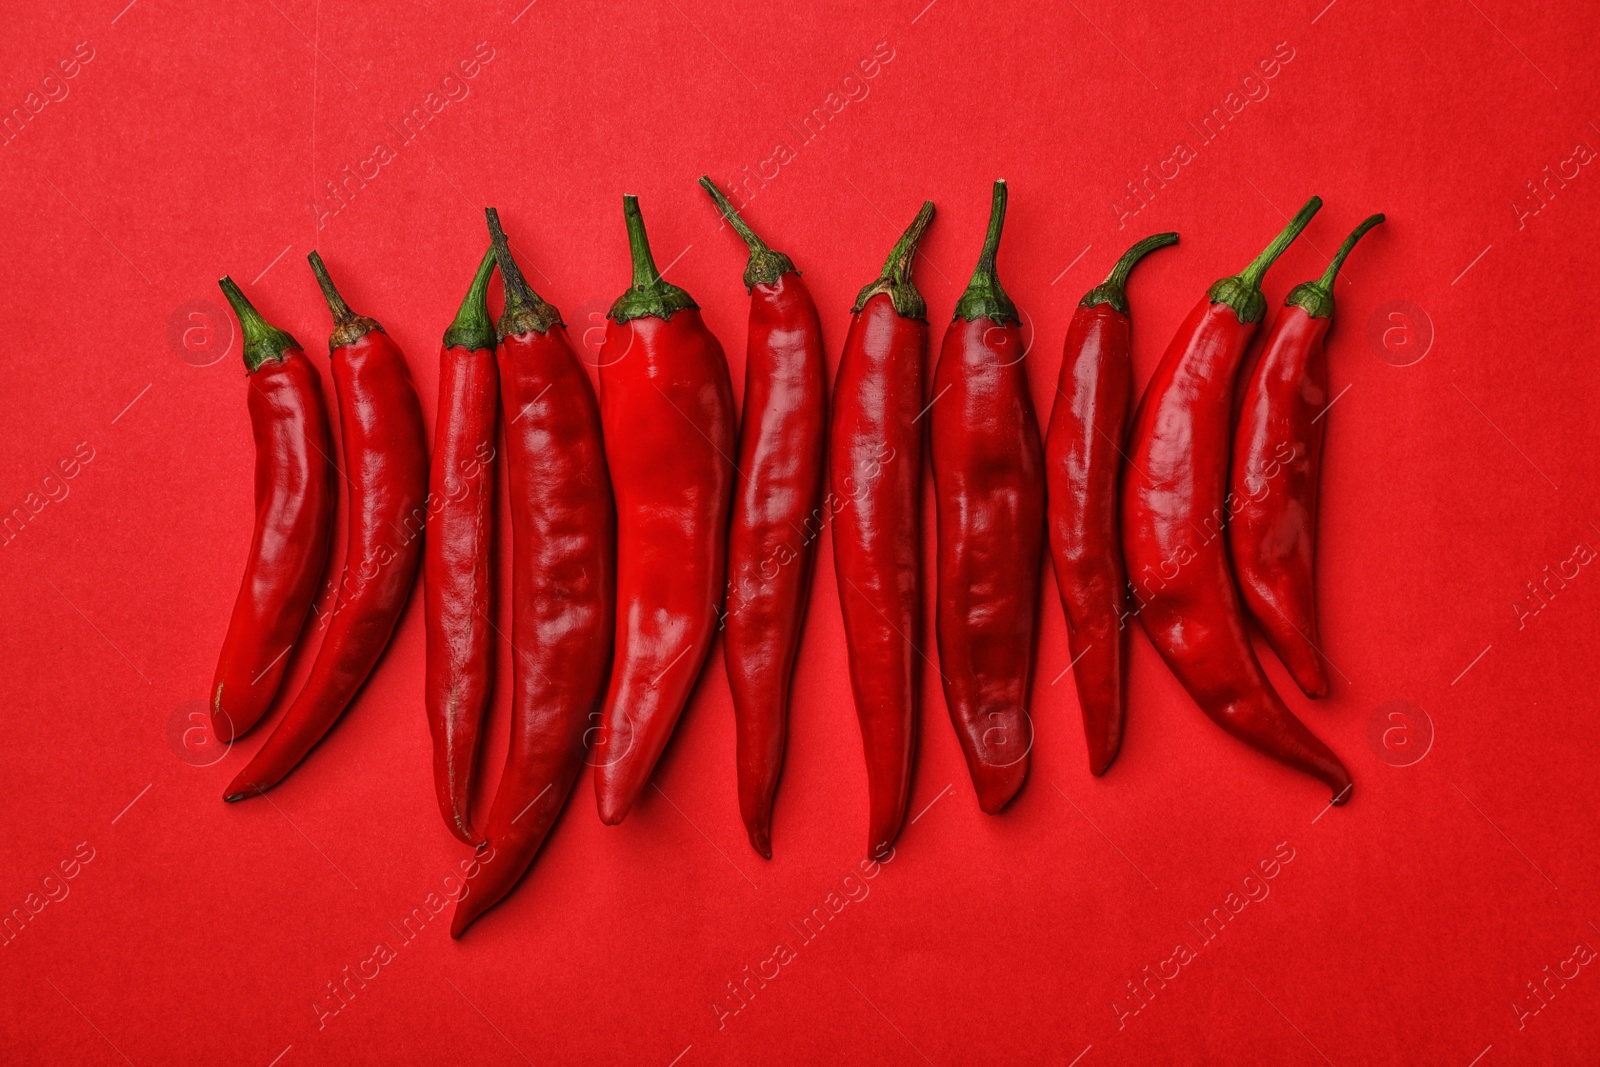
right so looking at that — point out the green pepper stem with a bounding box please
[625,196,659,288]
[307,251,355,325]
[1080,231,1179,316]
[852,199,935,319]
[484,208,561,336]
[953,180,1017,325]
[1285,212,1386,319]
[1239,196,1322,290]
[1208,196,1322,324]
[608,195,698,323]
[442,247,497,351]
[698,176,795,290]
[306,251,382,348]
[1318,213,1386,289]
[218,276,300,371]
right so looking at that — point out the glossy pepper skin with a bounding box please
[831,201,935,858]
[1121,198,1352,804]
[1044,232,1177,776]
[224,253,429,801]
[593,196,736,825]
[451,211,615,937]
[700,178,827,859]
[424,248,500,844]
[929,181,1042,813]
[210,279,337,743]
[1229,214,1384,700]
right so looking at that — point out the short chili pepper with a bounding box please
[831,200,935,858]
[593,195,736,825]
[424,247,499,844]
[1120,197,1352,803]
[224,253,429,801]
[1045,231,1177,775]
[929,180,1043,813]
[451,211,615,937]
[210,278,337,743]
[1229,213,1385,699]
[700,177,828,859]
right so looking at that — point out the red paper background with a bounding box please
[2,1,1596,1063]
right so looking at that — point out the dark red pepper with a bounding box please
[424,248,499,844]
[831,201,935,857]
[593,196,736,825]
[1121,198,1352,803]
[451,211,615,937]
[929,181,1043,813]
[211,279,337,743]
[700,178,827,859]
[224,253,429,801]
[1229,213,1384,699]
[1044,231,1177,775]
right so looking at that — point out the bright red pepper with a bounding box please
[1229,214,1384,699]
[831,201,935,858]
[224,253,429,801]
[1121,198,1352,803]
[700,178,828,859]
[1045,231,1177,775]
[451,211,615,937]
[424,248,499,844]
[929,181,1043,813]
[211,279,337,743]
[593,196,736,825]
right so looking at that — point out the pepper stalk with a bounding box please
[1208,196,1322,324]
[307,251,384,349]
[1286,213,1386,319]
[853,199,936,319]
[608,195,698,323]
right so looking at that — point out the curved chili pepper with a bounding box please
[424,248,499,844]
[831,200,935,858]
[1045,231,1177,775]
[593,195,736,825]
[1229,213,1385,699]
[224,253,429,801]
[1121,197,1352,803]
[699,178,827,859]
[210,279,337,744]
[928,181,1043,813]
[451,211,615,937]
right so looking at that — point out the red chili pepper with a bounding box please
[224,253,429,801]
[928,181,1044,813]
[1121,197,1352,803]
[593,196,736,825]
[424,248,499,844]
[831,200,935,857]
[1045,231,1177,775]
[211,279,337,744]
[1229,213,1385,699]
[699,178,827,859]
[451,211,615,937]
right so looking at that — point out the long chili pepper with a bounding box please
[593,195,736,825]
[699,177,827,859]
[831,200,935,858]
[1045,231,1177,775]
[224,253,429,801]
[928,180,1043,813]
[1229,213,1385,699]
[210,279,337,743]
[424,248,499,844]
[1120,197,1352,803]
[451,211,615,937]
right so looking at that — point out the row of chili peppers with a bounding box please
[212,182,1382,937]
